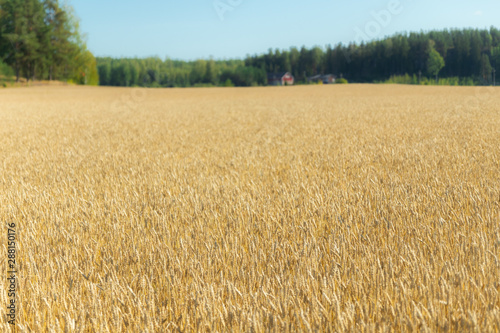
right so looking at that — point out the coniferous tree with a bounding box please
[480,54,493,84]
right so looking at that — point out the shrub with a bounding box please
[223,78,234,87]
[0,60,14,78]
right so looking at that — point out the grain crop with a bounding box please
[0,85,499,332]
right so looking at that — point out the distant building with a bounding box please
[308,74,336,84]
[267,72,294,86]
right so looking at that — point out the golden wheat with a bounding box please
[0,85,499,332]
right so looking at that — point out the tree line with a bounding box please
[98,27,499,87]
[97,57,267,88]
[0,0,98,84]
[248,27,498,85]
[1,10,498,88]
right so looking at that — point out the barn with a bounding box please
[267,72,295,86]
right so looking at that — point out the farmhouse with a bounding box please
[267,72,294,86]
[308,74,336,84]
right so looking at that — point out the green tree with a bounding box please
[43,0,79,81]
[480,54,492,84]
[0,0,98,83]
[0,0,28,81]
[129,61,139,86]
[71,49,99,85]
[21,0,44,81]
[111,62,131,86]
[427,44,445,83]
[0,58,14,79]
[98,62,110,85]
[190,59,206,84]
[205,58,217,84]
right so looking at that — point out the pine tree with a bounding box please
[1,0,26,81]
[480,54,492,84]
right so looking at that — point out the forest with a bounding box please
[97,28,499,87]
[0,0,98,85]
[0,1,498,88]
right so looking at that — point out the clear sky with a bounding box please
[70,0,499,60]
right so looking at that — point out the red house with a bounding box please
[267,72,294,86]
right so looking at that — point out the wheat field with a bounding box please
[0,85,499,332]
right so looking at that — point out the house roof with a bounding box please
[308,74,323,80]
[308,74,336,80]
[267,72,293,80]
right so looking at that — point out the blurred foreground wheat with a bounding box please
[0,85,499,332]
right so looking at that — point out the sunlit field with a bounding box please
[0,85,499,332]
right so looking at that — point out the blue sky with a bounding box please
[70,0,499,60]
